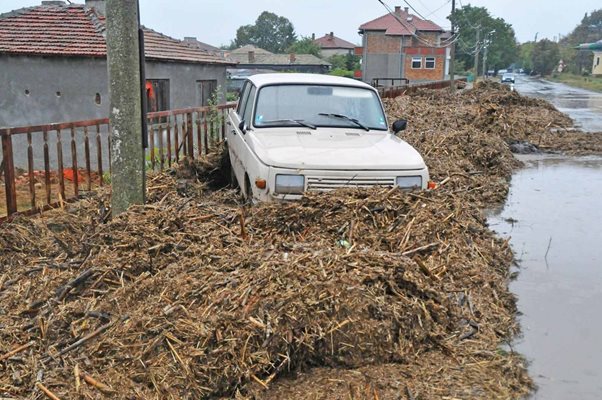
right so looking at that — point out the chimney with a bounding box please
[312,33,315,40]
[85,0,106,16]
[404,6,409,13]
[248,51,255,63]
[394,6,401,15]
[330,31,334,39]
[289,53,296,63]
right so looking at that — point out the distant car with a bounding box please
[501,73,515,84]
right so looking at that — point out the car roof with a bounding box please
[247,73,374,90]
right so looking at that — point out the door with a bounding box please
[227,81,255,192]
[196,80,217,107]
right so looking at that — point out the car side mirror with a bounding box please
[238,120,247,133]
[392,119,407,133]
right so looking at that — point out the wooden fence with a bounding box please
[0,102,236,220]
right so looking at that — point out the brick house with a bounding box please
[313,32,356,58]
[0,0,234,128]
[358,6,448,85]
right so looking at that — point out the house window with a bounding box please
[146,79,170,113]
[411,57,422,69]
[425,57,436,69]
[197,80,217,107]
[597,57,600,66]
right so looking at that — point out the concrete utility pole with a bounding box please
[482,30,495,79]
[474,27,481,80]
[106,0,145,215]
[449,0,456,93]
[482,43,488,79]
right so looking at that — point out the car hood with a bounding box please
[248,129,427,170]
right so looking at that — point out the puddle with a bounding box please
[489,155,602,399]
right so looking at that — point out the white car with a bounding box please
[226,73,429,202]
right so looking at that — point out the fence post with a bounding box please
[187,112,194,158]
[2,130,18,216]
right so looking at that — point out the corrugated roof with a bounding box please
[0,3,233,64]
[359,8,442,36]
[313,33,356,49]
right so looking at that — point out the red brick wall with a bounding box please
[366,33,401,54]
[404,47,445,81]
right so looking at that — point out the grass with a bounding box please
[547,73,602,93]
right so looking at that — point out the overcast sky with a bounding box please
[1,0,600,46]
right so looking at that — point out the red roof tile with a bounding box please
[359,8,442,36]
[313,33,356,49]
[0,4,232,64]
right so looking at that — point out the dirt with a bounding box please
[1,82,600,400]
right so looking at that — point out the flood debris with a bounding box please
[1,83,598,399]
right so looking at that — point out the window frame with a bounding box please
[252,83,388,131]
[242,86,256,127]
[425,57,436,69]
[237,81,251,116]
[411,56,422,69]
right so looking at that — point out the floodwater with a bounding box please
[489,155,602,399]
[515,75,602,132]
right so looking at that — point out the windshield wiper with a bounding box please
[260,119,316,130]
[318,113,370,131]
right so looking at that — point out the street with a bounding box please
[514,74,602,132]
[490,76,602,399]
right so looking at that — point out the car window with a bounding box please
[253,84,387,130]
[242,86,256,127]
[237,81,251,116]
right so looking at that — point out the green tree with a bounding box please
[233,11,297,53]
[559,9,602,74]
[450,5,518,74]
[286,36,321,56]
[328,54,360,70]
[518,42,534,72]
[531,39,560,75]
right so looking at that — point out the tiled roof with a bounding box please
[313,33,356,49]
[0,3,232,64]
[229,52,331,67]
[230,44,273,55]
[0,4,107,56]
[142,28,232,64]
[359,8,442,36]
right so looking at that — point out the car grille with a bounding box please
[306,176,396,191]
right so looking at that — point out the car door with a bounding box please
[226,81,254,188]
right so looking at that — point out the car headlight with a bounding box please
[275,174,305,194]
[396,176,422,189]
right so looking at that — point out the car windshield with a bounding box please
[253,84,388,131]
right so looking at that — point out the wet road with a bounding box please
[490,76,602,399]
[514,75,602,132]
[489,155,602,399]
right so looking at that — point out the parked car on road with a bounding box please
[226,73,429,202]
[501,73,515,84]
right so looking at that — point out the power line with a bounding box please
[455,0,480,31]
[401,0,451,31]
[376,0,460,48]
[424,0,452,19]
